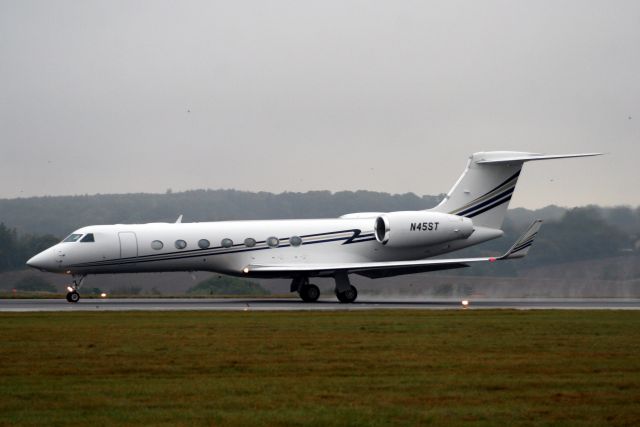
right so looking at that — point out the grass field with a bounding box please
[1,310,640,426]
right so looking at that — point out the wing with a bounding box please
[243,220,543,278]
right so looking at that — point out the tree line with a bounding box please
[0,223,58,272]
[0,190,442,236]
[0,190,638,273]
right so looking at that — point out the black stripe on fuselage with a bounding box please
[70,230,375,269]
[74,229,365,267]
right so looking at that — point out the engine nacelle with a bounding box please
[374,211,474,247]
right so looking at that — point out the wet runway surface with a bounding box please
[1,298,639,312]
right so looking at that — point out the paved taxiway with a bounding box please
[1,298,638,312]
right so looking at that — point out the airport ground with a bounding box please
[1,310,640,426]
[1,297,640,311]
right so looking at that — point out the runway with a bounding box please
[1,298,639,312]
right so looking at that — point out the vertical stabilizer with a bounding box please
[430,151,601,229]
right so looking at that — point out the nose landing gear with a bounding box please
[66,290,80,303]
[65,275,86,303]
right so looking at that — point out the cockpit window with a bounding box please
[63,234,83,242]
[80,233,95,242]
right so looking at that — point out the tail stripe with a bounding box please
[466,193,513,218]
[484,170,521,196]
[449,170,521,215]
[457,187,515,217]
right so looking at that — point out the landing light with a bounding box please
[100,293,107,298]
[461,300,469,309]
[243,267,250,274]
[66,286,74,293]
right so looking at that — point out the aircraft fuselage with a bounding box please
[27,217,502,278]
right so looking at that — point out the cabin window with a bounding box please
[151,240,163,250]
[80,233,95,242]
[221,238,233,248]
[290,236,302,247]
[266,236,279,248]
[198,239,210,249]
[175,240,187,249]
[244,238,256,247]
[63,234,83,243]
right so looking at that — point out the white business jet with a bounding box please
[27,151,600,303]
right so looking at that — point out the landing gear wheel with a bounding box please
[299,284,320,302]
[336,285,358,303]
[66,291,80,303]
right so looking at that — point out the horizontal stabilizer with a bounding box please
[475,152,603,164]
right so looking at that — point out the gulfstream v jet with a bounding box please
[27,151,600,303]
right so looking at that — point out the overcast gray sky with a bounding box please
[1,0,638,208]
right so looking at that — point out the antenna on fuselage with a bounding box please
[176,214,183,224]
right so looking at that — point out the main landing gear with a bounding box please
[299,283,321,302]
[66,275,86,303]
[291,272,358,304]
[292,277,321,302]
[335,285,358,304]
[334,271,357,303]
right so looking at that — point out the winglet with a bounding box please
[176,214,183,224]
[499,220,543,259]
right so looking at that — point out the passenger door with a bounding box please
[118,232,138,259]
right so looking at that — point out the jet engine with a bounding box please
[374,211,474,247]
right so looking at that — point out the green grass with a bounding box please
[1,311,639,426]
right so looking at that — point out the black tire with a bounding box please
[336,285,358,303]
[299,284,320,302]
[67,291,80,303]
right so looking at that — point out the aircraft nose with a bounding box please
[26,251,55,271]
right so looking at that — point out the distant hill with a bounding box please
[0,190,442,236]
[2,189,638,237]
[0,189,638,280]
